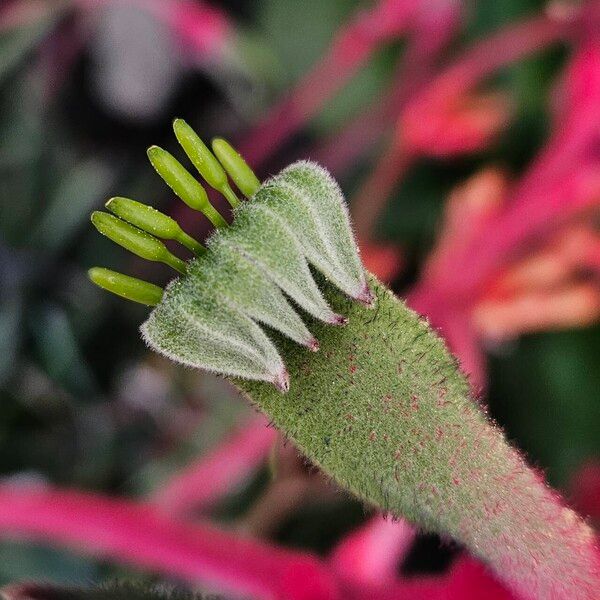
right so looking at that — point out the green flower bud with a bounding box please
[106,197,204,256]
[211,138,261,199]
[142,276,290,392]
[88,267,163,306]
[173,119,239,208]
[147,146,227,228]
[91,211,186,274]
[143,161,376,391]
[87,141,600,600]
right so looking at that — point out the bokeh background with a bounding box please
[0,0,598,593]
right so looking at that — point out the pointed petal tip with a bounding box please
[307,337,320,352]
[273,368,290,393]
[330,314,349,326]
[355,284,376,308]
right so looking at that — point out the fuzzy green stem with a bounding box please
[235,277,600,600]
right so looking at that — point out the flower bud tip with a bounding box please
[356,285,376,308]
[330,314,349,326]
[308,338,320,352]
[273,369,290,393]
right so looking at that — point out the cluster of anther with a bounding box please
[89,120,373,391]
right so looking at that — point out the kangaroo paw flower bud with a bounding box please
[141,279,288,389]
[147,146,227,228]
[173,119,240,208]
[88,267,163,306]
[92,133,373,390]
[91,211,187,274]
[211,137,261,199]
[106,197,205,256]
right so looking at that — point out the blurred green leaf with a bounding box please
[467,0,547,39]
[256,0,355,88]
[0,72,44,243]
[490,327,600,487]
[312,46,398,135]
[0,540,97,585]
[378,159,470,248]
[31,305,97,396]
[34,159,114,253]
[0,71,43,170]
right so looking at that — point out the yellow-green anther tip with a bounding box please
[147,146,177,180]
[88,267,163,306]
[172,120,213,183]
[211,137,261,199]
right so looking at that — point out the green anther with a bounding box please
[211,138,261,199]
[106,197,205,256]
[147,146,228,228]
[91,211,187,274]
[173,119,240,208]
[88,267,164,306]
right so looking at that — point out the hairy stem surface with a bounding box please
[238,276,599,600]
